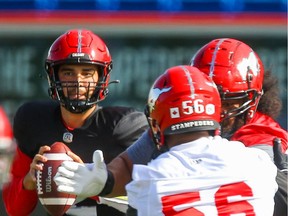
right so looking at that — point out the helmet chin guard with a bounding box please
[62,100,94,114]
[48,78,110,114]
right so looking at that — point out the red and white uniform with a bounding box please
[126,136,277,216]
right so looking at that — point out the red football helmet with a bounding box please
[45,29,113,113]
[191,38,264,137]
[145,65,221,146]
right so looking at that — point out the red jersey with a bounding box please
[231,111,287,153]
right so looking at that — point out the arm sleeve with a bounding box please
[126,130,156,165]
[2,147,38,216]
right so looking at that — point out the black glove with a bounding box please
[273,138,288,174]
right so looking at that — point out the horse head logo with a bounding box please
[148,87,172,112]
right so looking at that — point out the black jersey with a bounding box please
[14,100,148,163]
[13,100,148,215]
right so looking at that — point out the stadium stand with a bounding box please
[0,0,286,12]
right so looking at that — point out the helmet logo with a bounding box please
[72,53,85,57]
[148,87,171,112]
[237,52,259,81]
[170,99,216,119]
[170,107,180,118]
[171,120,215,132]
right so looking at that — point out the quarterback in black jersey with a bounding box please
[2,29,148,216]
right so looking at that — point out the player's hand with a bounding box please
[54,150,108,197]
[23,145,51,190]
[67,150,83,163]
[273,138,288,174]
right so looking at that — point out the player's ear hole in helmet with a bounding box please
[45,29,115,113]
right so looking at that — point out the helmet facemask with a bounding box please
[47,64,111,113]
[219,87,263,138]
[145,105,167,151]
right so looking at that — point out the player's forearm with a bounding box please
[2,177,38,215]
[106,151,133,197]
[3,147,38,215]
[23,171,37,190]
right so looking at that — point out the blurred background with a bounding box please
[0,0,287,215]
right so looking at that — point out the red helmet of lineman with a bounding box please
[191,38,264,137]
[45,29,113,113]
[145,65,221,146]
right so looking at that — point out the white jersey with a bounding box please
[126,136,277,216]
